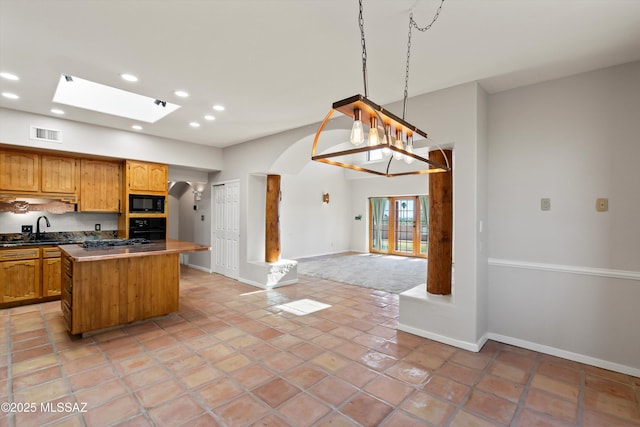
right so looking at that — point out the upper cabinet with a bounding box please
[41,155,77,194]
[127,160,167,193]
[0,147,169,218]
[0,149,79,200]
[0,150,40,192]
[79,159,121,212]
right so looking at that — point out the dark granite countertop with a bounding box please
[0,230,118,248]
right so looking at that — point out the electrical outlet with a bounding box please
[22,225,33,233]
[596,198,608,212]
[541,198,551,211]
[95,224,101,231]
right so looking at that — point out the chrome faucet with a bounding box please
[36,215,51,240]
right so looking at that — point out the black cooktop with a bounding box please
[82,238,152,249]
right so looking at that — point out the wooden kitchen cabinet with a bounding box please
[127,160,167,193]
[41,155,77,194]
[0,248,41,303]
[42,247,61,296]
[0,150,40,192]
[80,159,121,212]
[60,250,180,335]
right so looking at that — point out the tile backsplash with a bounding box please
[0,211,118,234]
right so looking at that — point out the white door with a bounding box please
[213,182,239,279]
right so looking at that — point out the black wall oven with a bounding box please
[129,217,166,241]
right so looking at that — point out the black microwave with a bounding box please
[129,194,165,213]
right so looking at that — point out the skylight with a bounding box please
[52,74,180,123]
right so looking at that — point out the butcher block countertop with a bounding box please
[58,239,210,262]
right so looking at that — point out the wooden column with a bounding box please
[265,174,281,263]
[427,150,453,295]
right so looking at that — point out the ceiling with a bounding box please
[1,0,639,149]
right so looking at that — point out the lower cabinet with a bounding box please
[61,252,180,335]
[0,248,41,303]
[0,245,62,307]
[42,247,62,296]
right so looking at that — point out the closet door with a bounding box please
[213,181,239,279]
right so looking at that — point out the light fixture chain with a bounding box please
[359,0,369,97]
[411,0,445,32]
[403,0,445,119]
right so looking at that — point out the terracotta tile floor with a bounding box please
[1,267,639,426]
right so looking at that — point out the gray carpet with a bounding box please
[296,252,426,294]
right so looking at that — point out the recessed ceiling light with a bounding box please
[2,92,19,100]
[174,90,189,98]
[204,115,215,121]
[212,105,225,111]
[131,124,143,130]
[50,108,65,115]
[120,73,138,82]
[53,74,180,123]
[0,72,19,81]
[189,122,200,128]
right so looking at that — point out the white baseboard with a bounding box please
[397,323,488,352]
[185,263,212,274]
[398,324,639,376]
[488,333,640,378]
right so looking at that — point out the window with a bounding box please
[367,149,383,162]
[369,195,428,257]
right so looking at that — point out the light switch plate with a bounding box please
[541,198,551,211]
[596,198,608,212]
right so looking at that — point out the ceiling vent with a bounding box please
[30,126,62,143]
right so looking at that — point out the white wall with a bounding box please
[281,160,351,259]
[396,82,486,348]
[475,84,490,345]
[488,61,640,374]
[0,108,223,171]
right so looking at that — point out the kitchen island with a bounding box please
[59,240,210,335]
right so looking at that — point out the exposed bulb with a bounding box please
[382,126,392,158]
[350,109,364,146]
[404,135,414,164]
[394,129,404,160]
[368,117,380,147]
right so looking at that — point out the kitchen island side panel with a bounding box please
[126,253,180,322]
[72,257,126,334]
[65,253,180,335]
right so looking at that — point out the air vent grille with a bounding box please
[30,126,62,143]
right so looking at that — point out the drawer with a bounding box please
[61,300,72,330]
[62,273,72,294]
[0,247,39,261]
[43,247,61,258]
[62,255,73,276]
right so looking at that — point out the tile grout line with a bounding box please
[38,303,87,427]
[172,312,269,427]
[4,311,14,427]
[96,325,157,426]
[576,362,586,426]
[439,345,504,427]
[509,350,542,427]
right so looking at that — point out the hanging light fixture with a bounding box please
[350,108,364,145]
[312,0,449,177]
